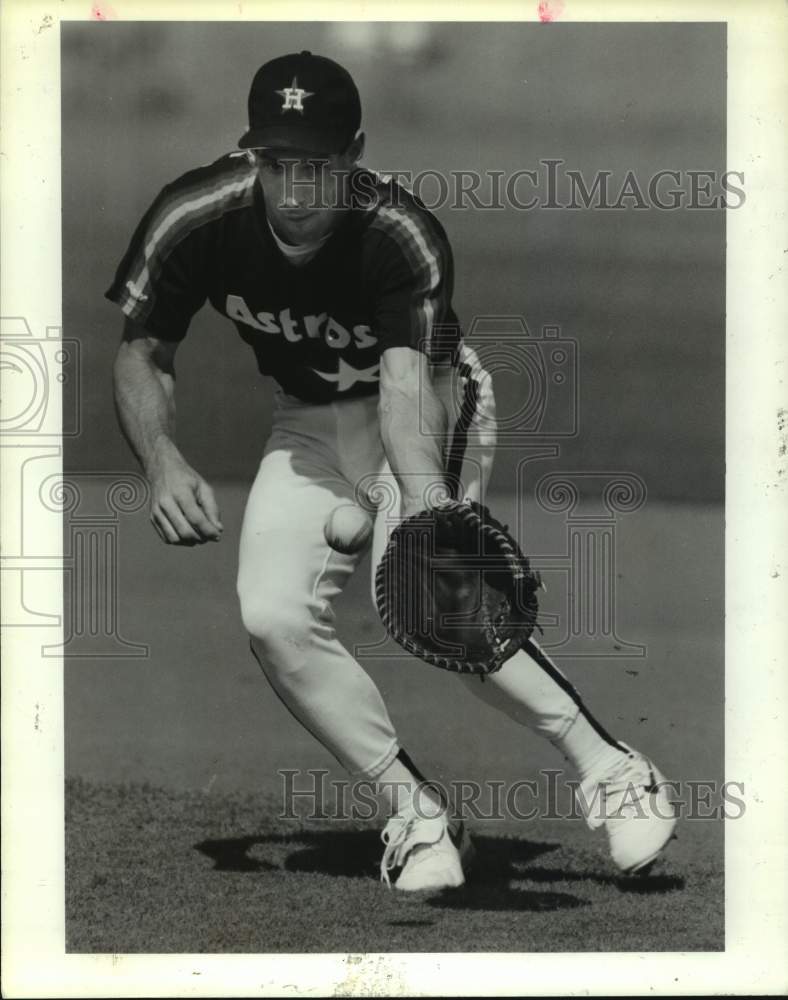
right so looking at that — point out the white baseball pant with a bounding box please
[236,346,588,779]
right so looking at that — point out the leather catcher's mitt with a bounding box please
[375,499,541,675]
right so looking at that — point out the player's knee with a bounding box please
[238,592,309,651]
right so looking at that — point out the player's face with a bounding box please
[254,142,359,246]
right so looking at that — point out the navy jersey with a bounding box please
[105,154,462,402]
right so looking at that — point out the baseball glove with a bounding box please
[374,499,541,675]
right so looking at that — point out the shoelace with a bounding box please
[577,752,656,830]
[379,815,416,888]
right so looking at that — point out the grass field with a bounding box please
[66,779,721,954]
[64,485,724,954]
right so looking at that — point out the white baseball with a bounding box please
[323,503,374,555]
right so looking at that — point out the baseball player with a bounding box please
[110,52,676,892]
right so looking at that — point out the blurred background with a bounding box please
[62,23,725,815]
[62,21,724,501]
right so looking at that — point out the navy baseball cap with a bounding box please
[238,51,361,153]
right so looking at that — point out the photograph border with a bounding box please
[2,0,786,996]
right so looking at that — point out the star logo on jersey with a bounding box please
[276,77,314,114]
[312,359,380,392]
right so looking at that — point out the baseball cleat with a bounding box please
[577,744,677,874]
[379,812,474,892]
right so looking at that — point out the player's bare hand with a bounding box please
[146,443,223,545]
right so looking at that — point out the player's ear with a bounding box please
[345,131,365,165]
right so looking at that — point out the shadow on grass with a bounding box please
[195,830,596,912]
[518,864,685,894]
[194,835,280,873]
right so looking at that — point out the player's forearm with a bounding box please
[379,350,448,515]
[113,339,180,476]
[113,333,222,545]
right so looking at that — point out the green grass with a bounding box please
[66,778,723,954]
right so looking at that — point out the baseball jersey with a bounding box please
[105,154,462,403]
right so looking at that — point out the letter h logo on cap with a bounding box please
[276,77,314,113]
[238,51,362,155]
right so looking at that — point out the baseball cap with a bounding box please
[238,51,361,154]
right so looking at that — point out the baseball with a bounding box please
[324,503,374,555]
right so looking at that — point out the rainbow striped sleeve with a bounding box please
[367,199,455,355]
[105,160,256,339]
